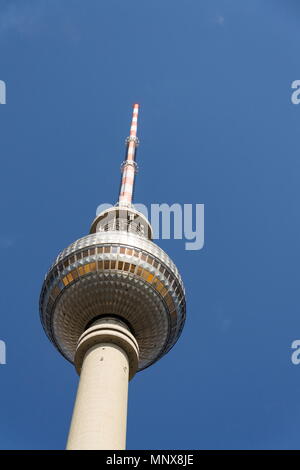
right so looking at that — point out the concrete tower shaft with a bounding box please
[66,317,139,450]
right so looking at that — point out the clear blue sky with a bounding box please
[0,0,299,450]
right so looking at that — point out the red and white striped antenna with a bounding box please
[118,104,140,207]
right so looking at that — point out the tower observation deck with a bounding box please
[39,105,186,450]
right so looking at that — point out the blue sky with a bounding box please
[0,0,300,450]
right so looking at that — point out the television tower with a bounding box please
[39,104,186,450]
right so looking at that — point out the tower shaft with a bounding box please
[66,317,139,450]
[67,344,128,450]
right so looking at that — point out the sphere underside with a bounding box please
[40,231,186,371]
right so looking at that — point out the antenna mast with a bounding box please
[118,104,139,207]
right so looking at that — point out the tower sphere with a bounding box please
[40,206,186,371]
